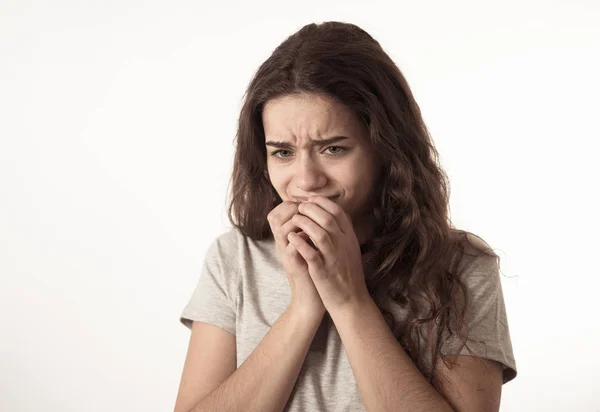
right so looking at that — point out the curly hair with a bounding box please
[226,21,501,396]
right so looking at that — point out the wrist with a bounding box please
[287,302,326,325]
[328,291,375,322]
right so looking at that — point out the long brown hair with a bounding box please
[226,21,500,394]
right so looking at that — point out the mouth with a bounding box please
[294,195,339,202]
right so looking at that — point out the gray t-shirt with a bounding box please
[180,228,517,411]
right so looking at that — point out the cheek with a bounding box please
[267,169,289,193]
[340,163,369,189]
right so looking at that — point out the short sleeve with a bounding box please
[179,233,239,335]
[440,252,518,384]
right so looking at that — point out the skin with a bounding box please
[262,92,381,248]
[260,93,504,411]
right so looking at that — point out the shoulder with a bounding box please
[209,227,276,264]
[448,232,504,300]
[456,232,500,275]
[212,227,243,251]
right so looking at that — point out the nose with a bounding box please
[295,156,326,192]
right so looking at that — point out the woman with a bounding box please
[175,21,517,412]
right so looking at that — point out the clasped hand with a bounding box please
[287,195,370,313]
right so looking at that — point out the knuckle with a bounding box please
[332,209,344,220]
[315,232,327,243]
[305,250,319,261]
[268,214,281,226]
[324,215,336,227]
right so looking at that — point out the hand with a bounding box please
[287,196,371,314]
[267,201,326,319]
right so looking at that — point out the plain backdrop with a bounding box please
[1,0,599,411]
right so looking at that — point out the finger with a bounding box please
[267,202,300,249]
[267,202,299,229]
[281,217,304,235]
[296,231,318,250]
[285,239,308,270]
[306,196,353,234]
[295,230,311,242]
[291,214,334,256]
[297,201,342,237]
[277,216,306,252]
[288,231,324,267]
[284,227,312,248]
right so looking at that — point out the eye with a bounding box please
[271,149,292,159]
[269,146,347,160]
[325,146,346,155]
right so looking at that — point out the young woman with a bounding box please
[174,21,517,412]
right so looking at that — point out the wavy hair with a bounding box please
[226,21,500,396]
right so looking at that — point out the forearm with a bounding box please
[190,306,324,412]
[329,297,453,412]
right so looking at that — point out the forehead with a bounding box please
[262,93,367,143]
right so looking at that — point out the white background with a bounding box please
[1,0,599,411]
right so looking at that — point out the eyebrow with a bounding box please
[265,135,350,149]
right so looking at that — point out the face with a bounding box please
[262,93,381,244]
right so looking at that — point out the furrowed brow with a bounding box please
[265,135,349,148]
